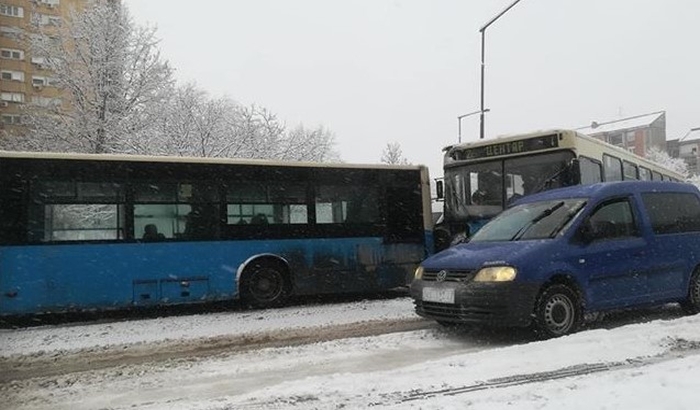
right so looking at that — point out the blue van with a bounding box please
[411,181,700,338]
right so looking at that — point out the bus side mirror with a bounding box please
[436,180,444,200]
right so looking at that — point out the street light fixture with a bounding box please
[458,109,490,143]
[479,0,523,139]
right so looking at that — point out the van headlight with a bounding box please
[414,266,424,280]
[473,266,517,282]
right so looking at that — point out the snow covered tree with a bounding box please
[0,1,339,163]
[128,83,340,162]
[277,124,340,162]
[381,142,409,165]
[646,147,689,178]
[2,0,173,153]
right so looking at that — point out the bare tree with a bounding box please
[3,1,173,153]
[381,142,409,165]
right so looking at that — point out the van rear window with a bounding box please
[642,192,700,234]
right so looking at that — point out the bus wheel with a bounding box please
[681,270,700,315]
[241,260,290,308]
[533,284,581,339]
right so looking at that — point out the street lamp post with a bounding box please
[458,109,490,143]
[479,0,523,139]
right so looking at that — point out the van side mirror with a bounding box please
[436,180,444,200]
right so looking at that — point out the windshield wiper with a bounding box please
[510,201,565,241]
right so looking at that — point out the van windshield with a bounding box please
[470,198,587,242]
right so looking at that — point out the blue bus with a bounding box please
[0,151,433,315]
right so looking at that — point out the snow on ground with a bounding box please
[0,297,415,357]
[2,298,700,409]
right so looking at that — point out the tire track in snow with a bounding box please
[400,337,700,403]
[0,317,432,383]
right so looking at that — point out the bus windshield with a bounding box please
[443,151,575,224]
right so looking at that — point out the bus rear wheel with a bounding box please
[240,260,290,308]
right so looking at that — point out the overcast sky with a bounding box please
[124,0,699,177]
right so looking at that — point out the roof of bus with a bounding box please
[444,128,596,152]
[443,128,685,179]
[0,150,426,172]
[513,180,698,205]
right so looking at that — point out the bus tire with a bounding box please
[240,259,290,308]
[532,284,582,339]
[681,269,700,315]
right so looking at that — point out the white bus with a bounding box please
[435,129,684,250]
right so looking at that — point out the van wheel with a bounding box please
[533,284,582,339]
[240,260,289,308]
[681,270,700,315]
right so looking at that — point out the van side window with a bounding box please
[641,193,700,234]
[588,199,638,239]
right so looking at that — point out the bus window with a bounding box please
[503,151,575,203]
[133,182,220,240]
[603,154,623,181]
[639,167,652,181]
[652,171,662,181]
[226,183,308,225]
[623,161,638,180]
[29,181,125,242]
[316,185,379,224]
[579,157,602,184]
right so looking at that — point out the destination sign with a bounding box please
[455,134,560,160]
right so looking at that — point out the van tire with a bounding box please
[533,284,582,339]
[240,260,290,308]
[681,270,700,315]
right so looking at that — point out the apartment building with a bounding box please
[0,0,87,136]
[576,111,667,158]
[668,127,700,176]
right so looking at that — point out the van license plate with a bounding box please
[423,287,455,304]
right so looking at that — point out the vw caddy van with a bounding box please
[411,181,700,338]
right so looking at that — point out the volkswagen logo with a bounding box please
[436,270,448,282]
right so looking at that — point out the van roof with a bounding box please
[514,181,698,205]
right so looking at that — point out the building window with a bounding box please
[0,48,24,60]
[34,13,61,26]
[30,56,47,68]
[31,96,61,107]
[607,133,623,146]
[37,0,60,6]
[0,4,24,18]
[32,76,46,86]
[1,92,25,103]
[1,70,25,82]
[1,114,22,125]
[0,26,24,40]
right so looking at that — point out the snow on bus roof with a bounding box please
[0,150,425,171]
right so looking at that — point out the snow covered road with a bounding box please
[2,297,700,409]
